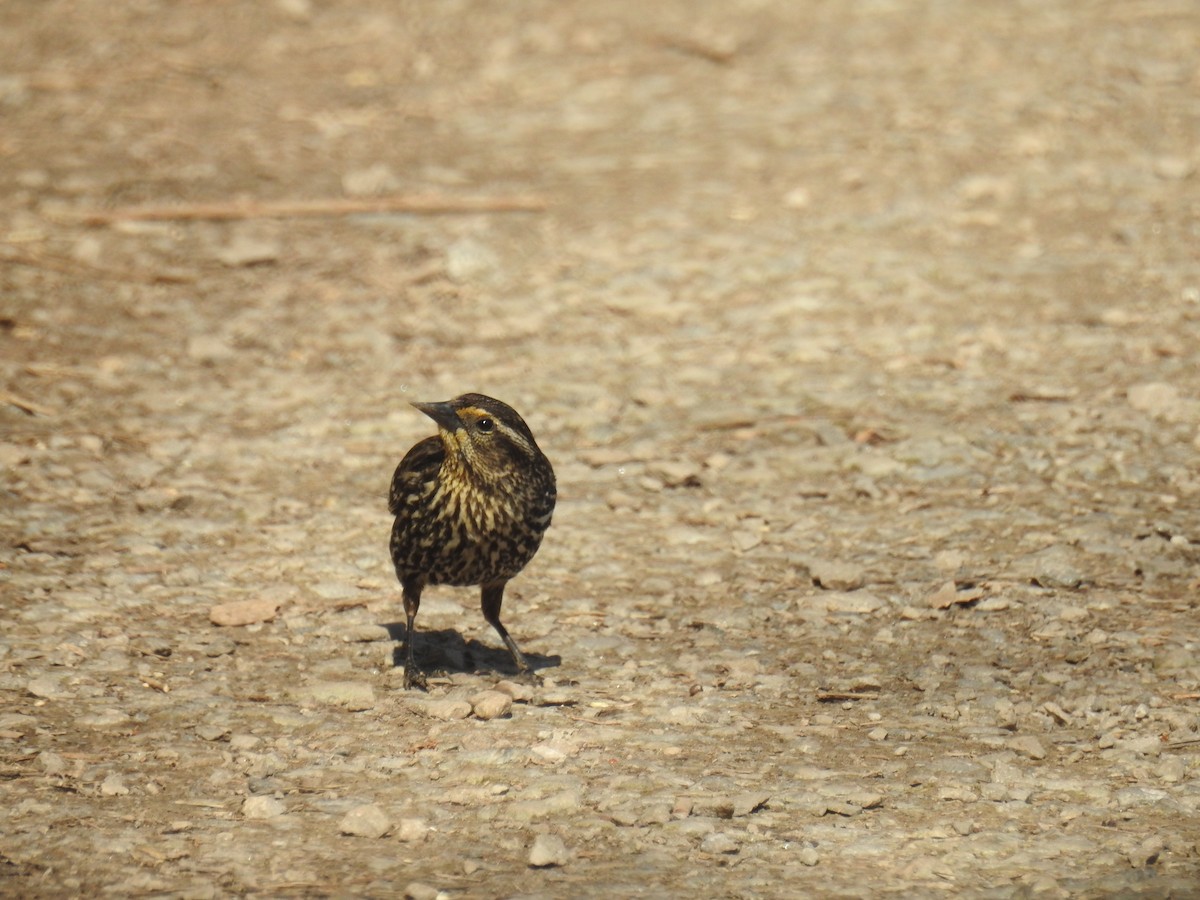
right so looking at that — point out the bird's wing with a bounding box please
[388,435,444,516]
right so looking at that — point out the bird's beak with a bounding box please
[412,400,462,433]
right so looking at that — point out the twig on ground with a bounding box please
[0,247,193,284]
[63,193,550,226]
[0,391,56,417]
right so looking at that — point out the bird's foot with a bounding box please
[403,667,428,691]
[510,667,540,687]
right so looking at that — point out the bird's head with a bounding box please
[413,393,545,482]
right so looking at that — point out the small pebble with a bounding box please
[404,882,441,900]
[203,637,238,658]
[937,786,978,803]
[807,559,866,591]
[213,235,280,268]
[304,681,376,711]
[241,796,286,819]
[422,699,473,721]
[732,792,771,817]
[396,818,429,843]
[470,690,513,720]
[228,734,261,752]
[1115,786,1168,809]
[77,710,132,729]
[732,529,762,552]
[849,792,883,810]
[818,592,885,614]
[339,804,392,839]
[506,790,581,821]
[210,598,281,627]
[649,459,702,487]
[981,783,1008,802]
[1006,787,1033,803]
[528,833,570,868]
[195,724,229,742]
[26,677,66,699]
[609,806,640,827]
[700,832,740,855]
[637,805,672,826]
[1156,756,1185,783]
[1127,381,1183,418]
[1114,736,1162,757]
[186,334,236,362]
[1009,736,1047,760]
[671,818,717,838]
[341,624,391,643]
[99,773,129,797]
[445,236,499,283]
[928,581,984,609]
[1154,156,1194,180]
[1020,545,1083,589]
[494,680,534,702]
[342,163,400,197]
[39,751,70,775]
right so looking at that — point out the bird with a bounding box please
[388,393,556,689]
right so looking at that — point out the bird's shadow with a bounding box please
[382,622,561,679]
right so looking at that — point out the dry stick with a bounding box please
[0,391,56,417]
[66,193,549,226]
[653,33,738,65]
[0,248,193,284]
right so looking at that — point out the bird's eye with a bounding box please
[476,417,494,433]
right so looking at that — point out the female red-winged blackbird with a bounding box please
[388,393,556,689]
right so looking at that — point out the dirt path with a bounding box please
[3,2,1199,896]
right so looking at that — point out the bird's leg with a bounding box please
[401,577,427,690]
[481,581,529,676]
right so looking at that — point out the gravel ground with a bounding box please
[3,1,1200,897]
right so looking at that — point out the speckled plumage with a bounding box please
[388,393,555,689]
